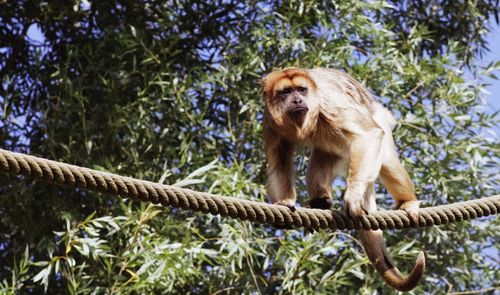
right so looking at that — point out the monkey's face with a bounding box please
[276,85,309,120]
[262,68,318,130]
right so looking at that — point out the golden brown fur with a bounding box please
[262,67,425,291]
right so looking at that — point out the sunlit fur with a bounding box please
[262,67,425,291]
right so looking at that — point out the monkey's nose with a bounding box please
[293,99,303,105]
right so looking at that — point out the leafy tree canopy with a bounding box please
[0,0,499,293]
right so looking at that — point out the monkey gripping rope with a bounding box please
[0,149,498,231]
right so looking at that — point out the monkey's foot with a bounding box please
[398,200,420,223]
[343,192,368,218]
[305,195,333,210]
[274,199,296,212]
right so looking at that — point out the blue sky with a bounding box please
[482,23,500,133]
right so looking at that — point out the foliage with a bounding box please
[1,0,499,294]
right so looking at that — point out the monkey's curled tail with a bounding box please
[359,230,425,291]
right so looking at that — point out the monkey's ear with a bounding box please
[261,70,284,99]
[260,75,269,99]
[261,72,274,99]
[260,74,268,89]
[260,71,274,86]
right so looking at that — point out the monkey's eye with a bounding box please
[277,87,292,97]
[296,86,308,93]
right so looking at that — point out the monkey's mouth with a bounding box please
[288,107,309,117]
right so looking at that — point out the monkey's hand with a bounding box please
[304,195,333,210]
[274,199,297,212]
[343,183,369,218]
[398,200,420,224]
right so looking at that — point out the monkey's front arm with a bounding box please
[344,127,385,216]
[264,129,297,210]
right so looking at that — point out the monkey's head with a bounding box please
[262,68,319,134]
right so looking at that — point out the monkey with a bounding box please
[262,67,425,291]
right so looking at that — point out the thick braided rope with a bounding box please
[0,149,498,231]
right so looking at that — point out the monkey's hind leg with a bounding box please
[305,148,340,209]
[380,153,420,222]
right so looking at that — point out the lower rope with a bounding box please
[0,149,498,231]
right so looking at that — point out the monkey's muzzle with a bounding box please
[288,106,309,117]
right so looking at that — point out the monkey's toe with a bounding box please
[399,200,420,224]
[274,200,296,212]
[344,199,368,219]
[345,205,367,219]
[307,196,333,210]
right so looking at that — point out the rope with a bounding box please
[0,148,498,231]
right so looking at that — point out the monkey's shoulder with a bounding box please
[307,68,375,105]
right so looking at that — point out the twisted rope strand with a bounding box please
[0,149,498,231]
